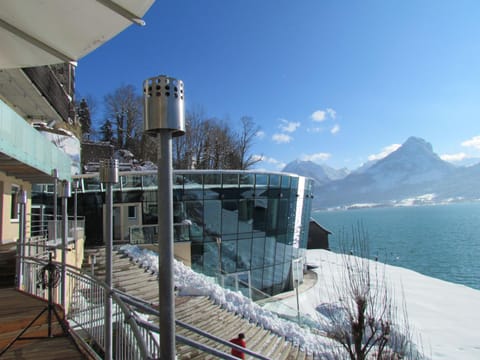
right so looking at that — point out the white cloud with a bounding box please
[279,119,300,133]
[326,108,337,119]
[272,133,293,144]
[461,135,480,149]
[256,130,265,139]
[311,107,337,122]
[368,143,401,161]
[311,110,326,122]
[440,152,469,162]
[254,155,286,170]
[301,152,331,162]
[330,124,340,134]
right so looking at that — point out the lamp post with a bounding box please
[16,189,27,288]
[99,158,119,360]
[51,169,58,243]
[59,180,71,309]
[72,180,80,242]
[143,75,185,360]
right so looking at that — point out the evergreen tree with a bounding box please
[99,120,115,144]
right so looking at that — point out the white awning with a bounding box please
[0,0,155,69]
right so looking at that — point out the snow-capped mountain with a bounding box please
[282,160,348,186]
[292,137,480,209]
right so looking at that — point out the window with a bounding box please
[11,185,20,220]
[128,205,137,219]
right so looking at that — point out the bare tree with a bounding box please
[319,225,422,359]
[172,108,261,170]
[104,84,143,154]
[236,116,262,170]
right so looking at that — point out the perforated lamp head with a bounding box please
[143,75,185,136]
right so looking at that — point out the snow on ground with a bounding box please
[120,245,480,359]
[277,250,480,360]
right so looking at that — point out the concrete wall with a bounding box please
[0,172,31,245]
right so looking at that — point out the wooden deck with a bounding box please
[0,288,88,359]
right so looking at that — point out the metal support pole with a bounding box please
[52,169,58,243]
[73,180,79,242]
[144,75,185,360]
[100,159,118,360]
[105,180,113,360]
[16,190,27,289]
[60,181,70,309]
[158,132,176,360]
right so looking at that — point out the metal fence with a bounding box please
[20,256,153,359]
[18,255,271,360]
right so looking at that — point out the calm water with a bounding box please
[313,202,480,290]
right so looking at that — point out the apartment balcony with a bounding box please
[0,64,74,125]
[0,98,71,182]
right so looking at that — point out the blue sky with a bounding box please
[76,0,480,171]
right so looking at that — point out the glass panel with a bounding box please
[239,173,254,186]
[142,173,158,188]
[251,268,263,291]
[221,240,236,273]
[84,177,102,191]
[251,236,265,268]
[281,175,291,189]
[191,242,204,273]
[237,237,252,271]
[290,177,299,194]
[204,200,222,236]
[204,173,222,185]
[273,262,285,293]
[275,240,286,263]
[222,200,238,234]
[255,173,268,186]
[264,236,276,266]
[203,241,220,276]
[222,173,239,185]
[10,185,19,220]
[277,199,289,234]
[262,265,274,294]
[269,174,280,187]
[266,198,278,235]
[253,205,266,232]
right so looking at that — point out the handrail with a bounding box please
[117,290,272,360]
[19,255,272,359]
[19,256,153,359]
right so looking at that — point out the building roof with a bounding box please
[309,219,332,234]
[0,0,155,69]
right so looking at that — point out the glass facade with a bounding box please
[32,170,314,297]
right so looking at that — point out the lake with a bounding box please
[312,202,480,290]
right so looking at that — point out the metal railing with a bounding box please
[20,256,152,359]
[18,255,272,359]
[129,223,191,244]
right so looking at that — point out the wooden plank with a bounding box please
[0,288,86,359]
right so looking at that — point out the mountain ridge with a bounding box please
[281,136,480,209]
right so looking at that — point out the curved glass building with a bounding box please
[34,170,314,297]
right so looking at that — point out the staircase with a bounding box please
[82,247,319,360]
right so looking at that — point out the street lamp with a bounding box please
[99,158,119,360]
[16,189,27,288]
[59,180,71,309]
[143,75,185,360]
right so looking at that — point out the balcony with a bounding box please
[0,98,71,182]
